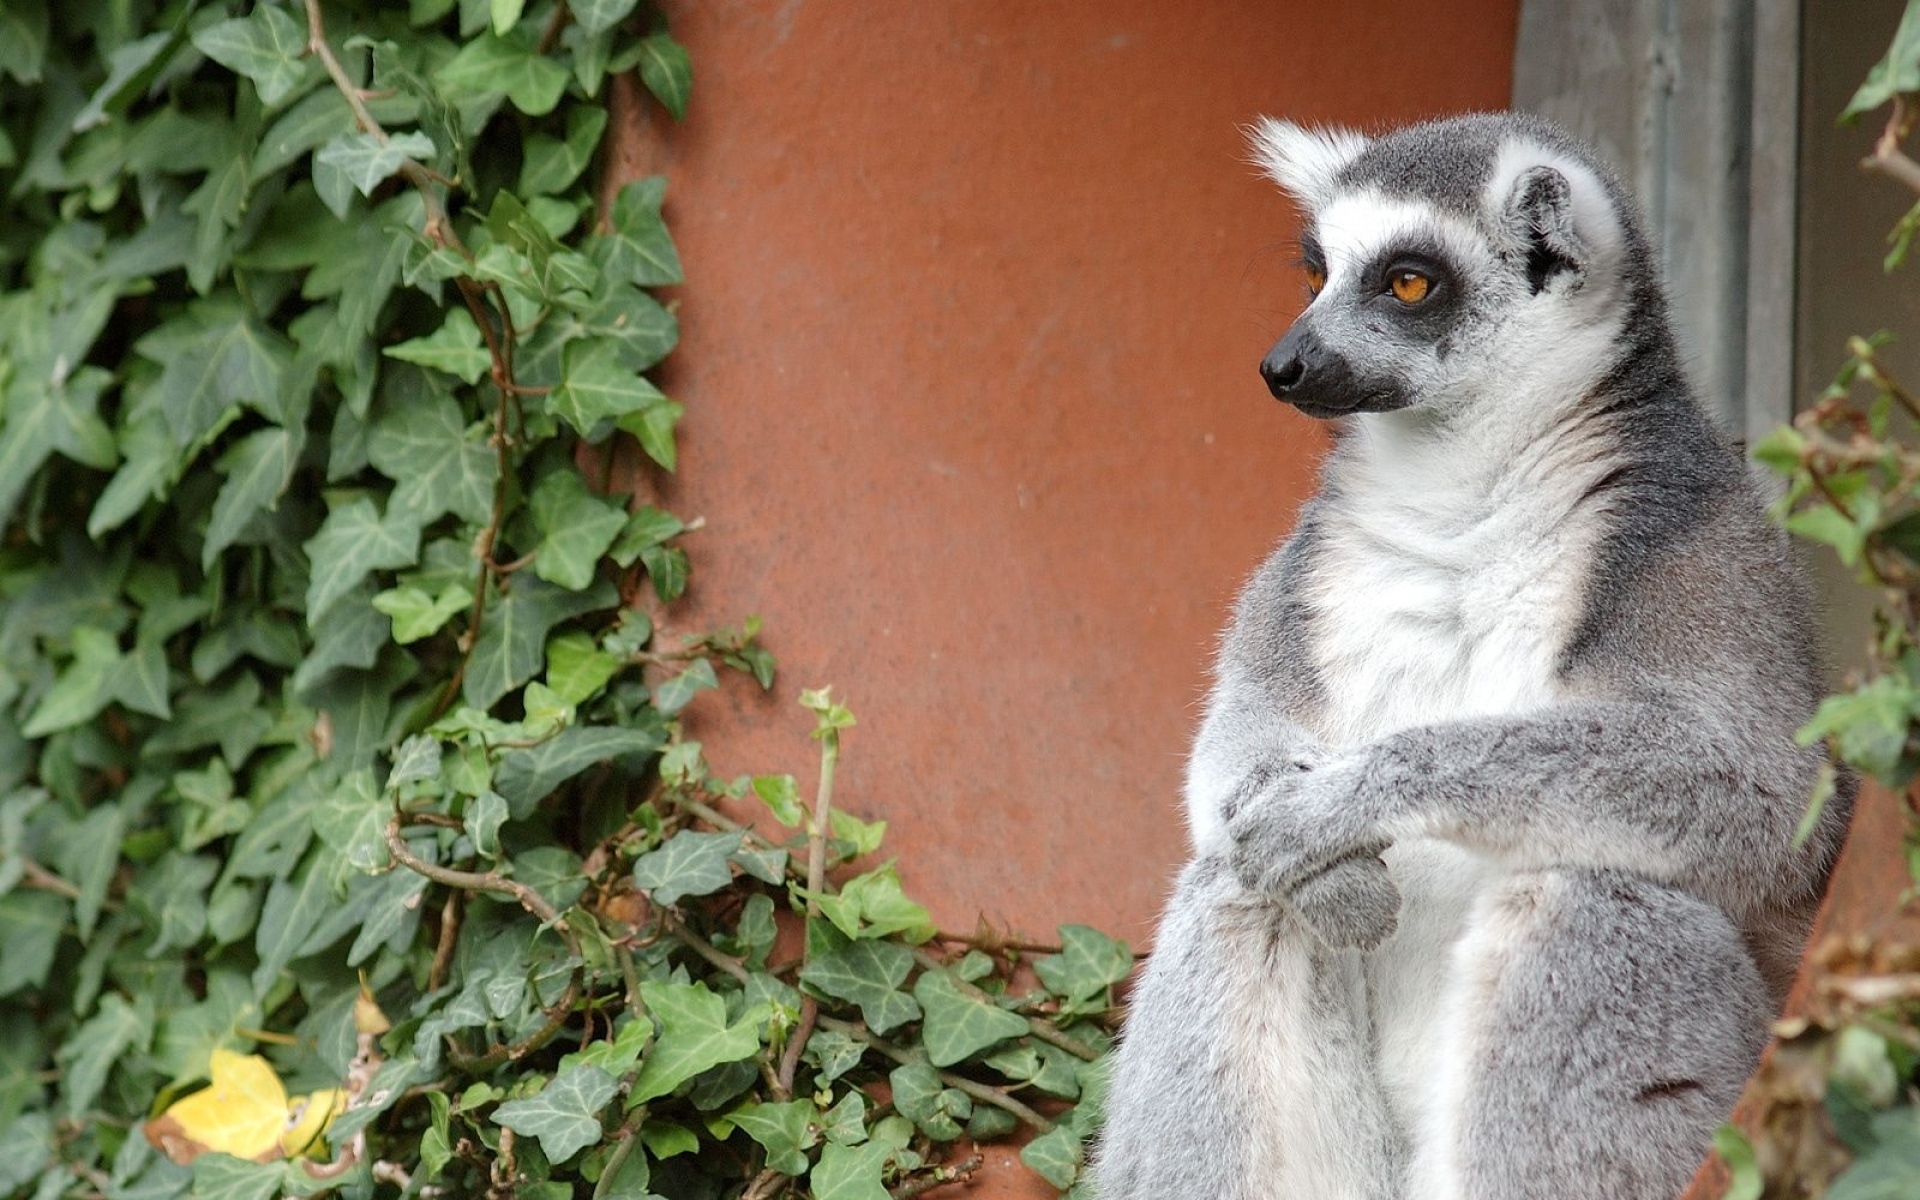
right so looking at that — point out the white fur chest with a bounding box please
[1303,429,1604,749]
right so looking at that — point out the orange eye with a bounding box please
[1305,266,1326,296]
[1390,271,1430,304]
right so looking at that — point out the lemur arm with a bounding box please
[1229,696,1840,920]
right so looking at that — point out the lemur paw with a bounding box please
[1225,756,1381,898]
[1292,855,1400,950]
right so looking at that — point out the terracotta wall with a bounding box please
[610,4,1519,1191]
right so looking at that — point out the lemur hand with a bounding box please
[1226,755,1388,905]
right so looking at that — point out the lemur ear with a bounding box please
[1246,118,1368,209]
[1502,165,1587,294]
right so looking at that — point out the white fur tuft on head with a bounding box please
[1246,117,1369,209]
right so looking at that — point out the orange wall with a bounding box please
[615,1,1522,949]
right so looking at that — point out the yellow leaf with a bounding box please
[282,1089,347,1158]
[142,1048,344,1165]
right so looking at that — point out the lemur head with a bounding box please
[1247,113,1663,423]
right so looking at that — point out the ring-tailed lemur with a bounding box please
[1090,113,1852,1200]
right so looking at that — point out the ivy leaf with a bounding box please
[629,981,767,1104]
[1033,925,1133,1004]
[303,498,424,623]
[570,0,640,36]
[312,770,391,875]
[636,33,693,119]
[1845,3,1920,120]
[545,630,623,703]
[0,366,116,529]
[385,309,492,385]
[529,469,628,590]
[493,1065,618,1163]
[912,970,1028,1068]
[520,105,609,195]
[0,0,47,85]
[22,627,121,738]
[437,29,571,117]
[88,415,180,538]
[463,578,618,710]
[372,583,471,644]
[1019,1124,1085,1190]
[368,390,498,525]
[751,774,804,826]
[187,1154,284,1200]
[203,425,302,569]
[631,830,743,905]
[797,939,921,1035]
[315,131,439,197]
[618,399,683,472]
[651,658,717,716]
[550,339,669,435]
[493,724,664,815]
[57,993,149,1120]
[725,1100,814,1175]
[810,863,934,943]
[810,1142,894,1200]
[593,178,683,286]
[252,852,338,997]
[134,304,295,443]
[191,6,310,107]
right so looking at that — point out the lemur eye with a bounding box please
[1306,266,1327,296]
[1389,271,1431,304]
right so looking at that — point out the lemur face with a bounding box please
[1248,114,1635,422]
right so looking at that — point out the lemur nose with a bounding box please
[1261,351,1307,397]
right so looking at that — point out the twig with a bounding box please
[1866,94,1920,196]
[776,725,841,1096]
[890,1155,983,1199]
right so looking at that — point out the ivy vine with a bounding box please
[0,3,1124,1198]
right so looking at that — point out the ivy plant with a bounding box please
[1723,2,1920,1195]
[0,3,1124,1198]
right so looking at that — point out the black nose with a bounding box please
[1260,351,1307,397]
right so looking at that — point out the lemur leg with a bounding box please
[1412,869,1768,1200]
[1092,857,1402,1200]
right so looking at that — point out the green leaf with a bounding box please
[57,993,148,1120]
[752,775,804,826]
[797,939,921,1035]
[1828,1107,1920,1200]
[889,1061,969,1140]
[463,578,618,710]
[1020,1124,1085,1190]
[618,399,683,472]
[0,891,65,996]
[491,0,528,35]
[629,981,767,1104]
[631,830,743,905]
[313,769,391,874]
[89,415,181,537]
[810,863,934,943]
[551,339,669,435]
[134,304,295,443]
[203,425,302,569]
[493,724,664,815]
[373,583,471,644]
[252,852,340,996]
[437,28,571,117]
[594,178,683,286]
[385,309,493,384]
[368,390,499,524]
[1034,925,1133,1003]
[520,105,609,194]
[570,0,641,36]
[191,6,310,107]
[0,0,47,84]
[725,1100,815,1175]
[188,1155,284,1200]
[652,658,717,715]
[1846,2,1920,120]
[22,626,121,738]
[1799,673,1920,784]
[530,469,629,589]
[494,1065,619,1163]
[810,1142,893,1200]
[0,366,115,529]
[545,630,623,703]
[315,131,439,197]
[913,969,1028,1067]
[636,33,693,119]
[303,498,424,622]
